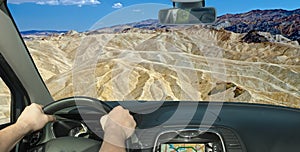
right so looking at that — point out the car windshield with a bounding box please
[7,0,300,108]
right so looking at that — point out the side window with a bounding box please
[0,77,11,125]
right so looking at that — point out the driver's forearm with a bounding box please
[99,130,127,152]
[99,141,126,152]
[0,122,30,152]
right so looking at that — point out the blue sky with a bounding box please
[7,0,300,32]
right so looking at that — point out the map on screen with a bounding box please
[160,143,205,152]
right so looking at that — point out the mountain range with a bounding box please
[214,9,300,42]
[21,9,299,43]
[91,8,300,43]
[21,30,67,36]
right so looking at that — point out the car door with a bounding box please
[0,53,30,151]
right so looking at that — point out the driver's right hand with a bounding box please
[100,106,136,147]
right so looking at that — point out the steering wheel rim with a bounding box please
[43,96,113,115]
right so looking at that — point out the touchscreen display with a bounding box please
[160,143,205,152]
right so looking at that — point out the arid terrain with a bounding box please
[24,26,300,107]
[1,9,299,123]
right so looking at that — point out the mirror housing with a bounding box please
[159,7,216,25]
[172,0,205,8]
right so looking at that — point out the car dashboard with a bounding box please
[25,101,300,152]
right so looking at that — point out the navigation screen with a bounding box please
[160,143,205,152]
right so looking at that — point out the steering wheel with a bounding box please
[39,96,113,152]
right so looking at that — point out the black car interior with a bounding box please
[19,97,300,152]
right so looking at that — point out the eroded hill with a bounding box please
[24,26,300,108]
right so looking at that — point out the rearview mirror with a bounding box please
[159,7,216,25]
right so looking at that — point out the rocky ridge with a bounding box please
[214,9,300,42]
[89,9,300,45]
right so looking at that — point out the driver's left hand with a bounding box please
[16,103,55,133]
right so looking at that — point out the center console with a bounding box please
[153,129,225,152]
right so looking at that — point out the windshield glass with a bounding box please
[7,1,300,108]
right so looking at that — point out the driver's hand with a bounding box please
[16,103,55,133]
[100,106,136,147]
